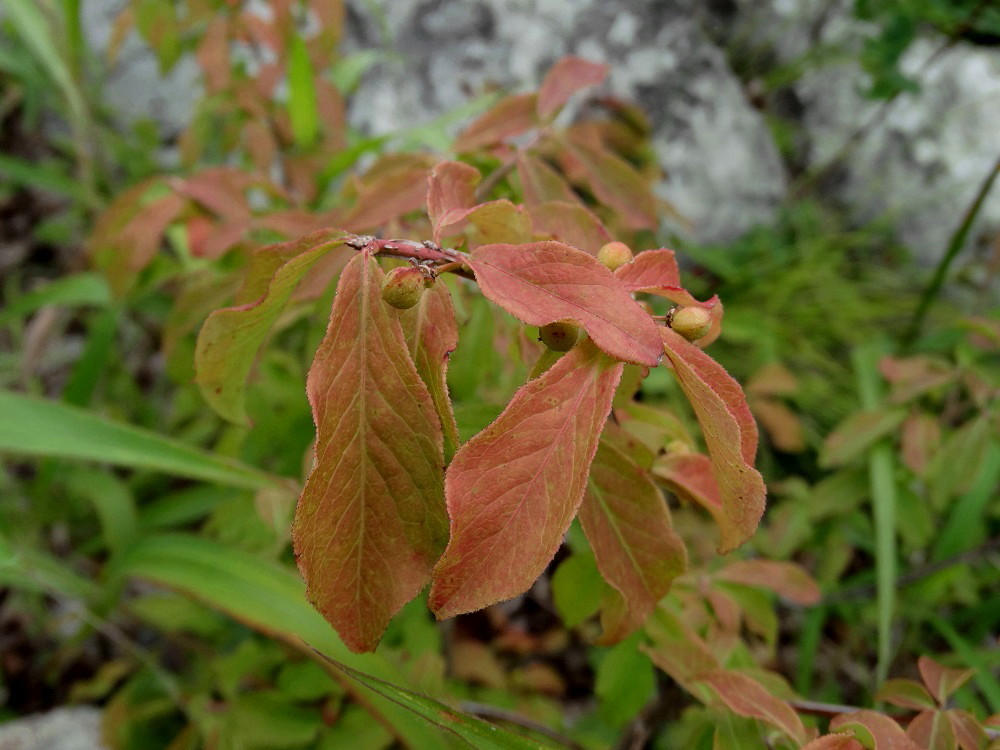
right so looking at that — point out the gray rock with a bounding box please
[0,707,107,750]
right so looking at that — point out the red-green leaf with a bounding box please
[947,709,988,750]
[336,158,433,232]
[831,710,923,750]
[876,679,938,710]
[527,201,612,255]
[568,140,657,229]
[441,199,534,247]
[900,413,941,477]
[653,452,723,519]
[579,425,686,643]
[516,153,581,206]
[660,328,765,552]
[614,248,681,289]
[427,161,480,244]
[820,409,908,468]
[537,56,609,119]
[800,735,866,750]
[468,241,663,366]
[429,340,623,619]
[698,670,808,744]
[908,709,957,750]
[641,607,719,687]
[919,656,975,705]
[716,560,821,606]
[454,93,538,152]
[399,281,461,462]
[195,229,347,424]
[292,253,448,653]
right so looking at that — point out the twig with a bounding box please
[459,701,584,749]
[902,154,1000,349]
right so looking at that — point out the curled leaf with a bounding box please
[454,93,538,152]
[427,161,480,244]
[430,340,623,619]
[468,241,663,366]
[293,253,448,653]
[831,710,923,750]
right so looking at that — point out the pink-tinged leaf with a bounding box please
[336,160,433,232]
[800,734,866,750]
[908,710,957,750]
[177,168,253,223]
[820,409,908,468]
[454,93,539,152]
[900,413,941,477]
[399,282,461,462]
[641,607,719,687]
[579,425,686,643]
[876,679,937,710]
[537,56,609,119]
[699,670,808,744]
[439,199,534,248]
[947,709,988,750]
[429,340,623,619]
[831,710,924,750]
[750,398,806,454]
[568,140,657,230]
[427,161,480,244]
[660,328,765,552]
[196,17,230,93]
[195,229,347,424]
[615,248,682,289]
[653,452,724,520]
[516,153,581,206]
[468,241,663,366]
[527,200,612,255]
[716,560,821,606]
[119,192,186,271]
[880,355,955,404]
[918,656,975,705]
[293,253,448,653]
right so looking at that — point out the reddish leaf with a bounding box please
[614,248,681,289]
[537,56,609,119]
[716,560,821,606]
[800,735,866,750]
[195,229,347,424]
[293,253,448,653]
[750,398,806,454]
[337,160,433,232]
[119,192,186,271]
[831,710,924,750]
[196,17,230,93]
[568,140,657,229]
[427,161,480,244]
[178,168,253,222]
[660,328,765,552]
[468,241,662,366]
[900,413,941,477]
[653,452,724,520]
[641,607,719,686]
[399,281,461,462]
[876,679,937,710]
[880,355,955,404]
[527,201,612,255]
[579,425,686,643]
[429,340,623,619]
[516,153,581,206]
[454,93,538,152]
[820,409,908,468]
[699,670,807,744]
[918,656,975,705]
[947,709,988,750]
[439,199,534,248]
[908,709,957,750]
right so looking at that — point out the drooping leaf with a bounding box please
[715,560,821,606]
[876,679,937,711]
[660,328,765,552]
[579,425,686,643]
[831,711,923,750]
[653,452,723,518]
[820,409,908,468]
[567,140,657,229]
[516,153,581,206]
[468,241,662,366]
[614,248,681,289]
[454,93,538,152]
[293,253,448,653]
[527,201,612,255]
[537,56,609,119]
[195,229,347,424]
[918,656,975,705]
[399,281,461,462]
[0,390,280,490]
[429,341,623,619]
[698,670,807,745]
[427,161,480,243]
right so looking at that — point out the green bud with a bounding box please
[381,266,428,309]
[669,306,712,341]
[538,321,580,352]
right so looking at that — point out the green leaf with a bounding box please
[819,408,907,468]
[287,34,320,148]
[0,272,110,324]
[594,634,656,726]
[0,390,281,490]
[551,553,603,627]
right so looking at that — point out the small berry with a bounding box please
[538,321,579,352]
[597,241,633,271]
[669,306,712,341]
[381,266,428,309]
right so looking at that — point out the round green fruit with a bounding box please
[669,306,712,341]
[381,266,427,309]
[538,321,579,352]
[597,241,633,271]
